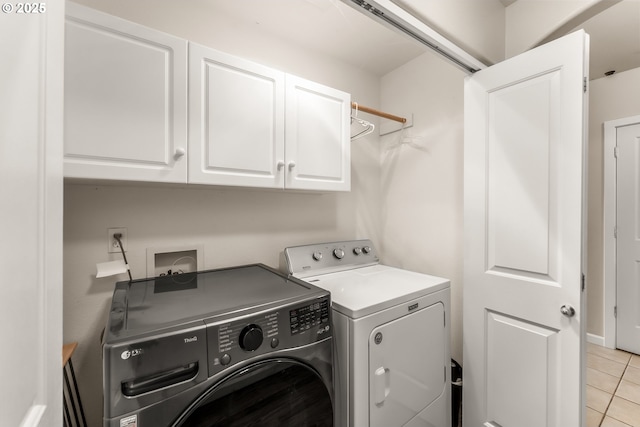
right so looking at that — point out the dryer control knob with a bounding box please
[333,248,345,259]
[239,324,263,352]
[362,246,372,254]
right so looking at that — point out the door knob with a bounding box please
[560,305,575,317]
[276,161,285,171]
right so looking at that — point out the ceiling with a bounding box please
[216,0,640,79]
[575,0,640,79]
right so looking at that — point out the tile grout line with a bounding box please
[599,354,634,427]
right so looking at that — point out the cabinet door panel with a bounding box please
[64,3,187,183]
[285,75,350,191]
[189,44,285,188]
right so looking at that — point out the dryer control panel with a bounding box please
[283,239,380,278]
[205,296,331,377]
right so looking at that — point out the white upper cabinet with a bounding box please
[188,44,286,188]
[285,75,350,191]
[189,44,351,191]
[64,4,350,191]
[64,3,188,183]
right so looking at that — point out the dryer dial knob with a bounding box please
[333,248,345,259]
[239,324,263,352]
[362,246,372,254]
[353,247,362,255]
[312,251,323,261]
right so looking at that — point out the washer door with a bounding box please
[174,359,332,427]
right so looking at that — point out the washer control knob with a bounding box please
[220,354,231,365]
[312,251,323,261]
[333,248,345,259]
[362,246,372,254]
[353,247,362,255]
[239,324,263,351]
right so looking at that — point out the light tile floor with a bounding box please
[587,343,640,427]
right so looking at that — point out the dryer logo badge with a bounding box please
[408,303,419,312]
[374,332,383,345]
[121,349,143,360]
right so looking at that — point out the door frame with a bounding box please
[603,114,640,349]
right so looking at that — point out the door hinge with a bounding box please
[444,312,446,327]
[614,226,617,238]
[614,306,617,318]
[583,77,588,93]
[614,146,619,158]
[581,273,586,291]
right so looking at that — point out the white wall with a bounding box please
[63,2,382,425]
[379,51,466,363]
[586,66,640,337]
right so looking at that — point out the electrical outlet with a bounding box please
[108,227,128,253]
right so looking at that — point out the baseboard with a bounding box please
[587,333,605,347]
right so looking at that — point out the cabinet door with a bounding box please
[64,3,187,183]
[285,75,350,191]
[189,43,285,188]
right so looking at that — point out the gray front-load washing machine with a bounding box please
[102,264,333,427]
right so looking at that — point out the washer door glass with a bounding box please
[174,359,333,427]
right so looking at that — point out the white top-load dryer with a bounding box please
[283,240,450,427]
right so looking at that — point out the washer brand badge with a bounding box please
[408,302,419,312]
[184,336,198,343]
[121,349,143,360]
[120,414,137,427]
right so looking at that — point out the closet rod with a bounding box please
[351,102,406,124]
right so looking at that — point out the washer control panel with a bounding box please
[290,299,330,335]
[283,239,379,278]
[205,295,331,376]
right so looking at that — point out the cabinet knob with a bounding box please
[174,147,186,160]
[277,161,285,171]
[288,161,296,171]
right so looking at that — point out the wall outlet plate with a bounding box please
[108,227,127,253]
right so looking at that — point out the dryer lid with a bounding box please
[301,265,449,318]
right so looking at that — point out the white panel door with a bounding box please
[0,1,64,426]
[616,122,640,354]
[64,2,188,183]
[463,30,588,427]
[369,303,446,427]
[189,43,285,188]
[285,75,350,191]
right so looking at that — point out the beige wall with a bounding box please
[379,51,466,363]
[587,67,640,337]
[63,2,383,425]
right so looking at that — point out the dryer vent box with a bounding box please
[146,245,204,278]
